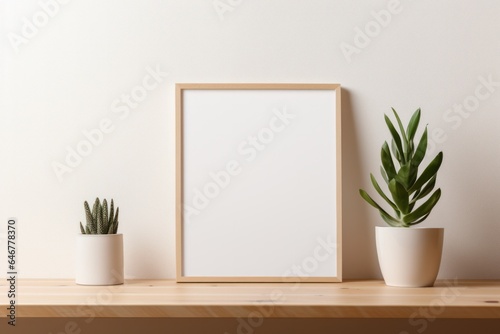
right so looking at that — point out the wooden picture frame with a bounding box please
[176,83,342,282]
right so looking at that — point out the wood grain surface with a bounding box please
[0,279,499,318]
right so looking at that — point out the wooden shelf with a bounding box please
[1,279,499,318]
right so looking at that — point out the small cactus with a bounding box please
[80,198,120,234]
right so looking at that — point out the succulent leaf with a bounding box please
[381,142,396,180]
[102,199,109,233]
[113,207,119,234]
[391,107,409,161]
[97,205,104,234]
[370,174,398,213]
[388,179,409,214]
[109,200,114,226]
[411,127,428,168]
[391,140,402,165]
[384,114,405,165]
[394,163,411,190]
[92,198,99,233]
[84,201,93,228]
[406,108,421,142]
[380,166,389,184]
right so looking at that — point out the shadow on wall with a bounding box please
[341,89,381,279]
[439,126,500,279]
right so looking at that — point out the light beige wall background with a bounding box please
[1,0,499,279]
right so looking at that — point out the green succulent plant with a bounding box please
[79,198,119,234]
[359,108,443,227]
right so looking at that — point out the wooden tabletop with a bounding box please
[1,279,499,318]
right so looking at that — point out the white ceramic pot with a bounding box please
[376,226,444,287]
[76,234,124,285]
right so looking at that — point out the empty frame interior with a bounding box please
[176,83,341,282]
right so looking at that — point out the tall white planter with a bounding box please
[76,234,124,285]
[376,227,444,287]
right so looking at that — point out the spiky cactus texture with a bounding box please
[80,198,120,234]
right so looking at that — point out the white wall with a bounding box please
[1,0,499,280]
